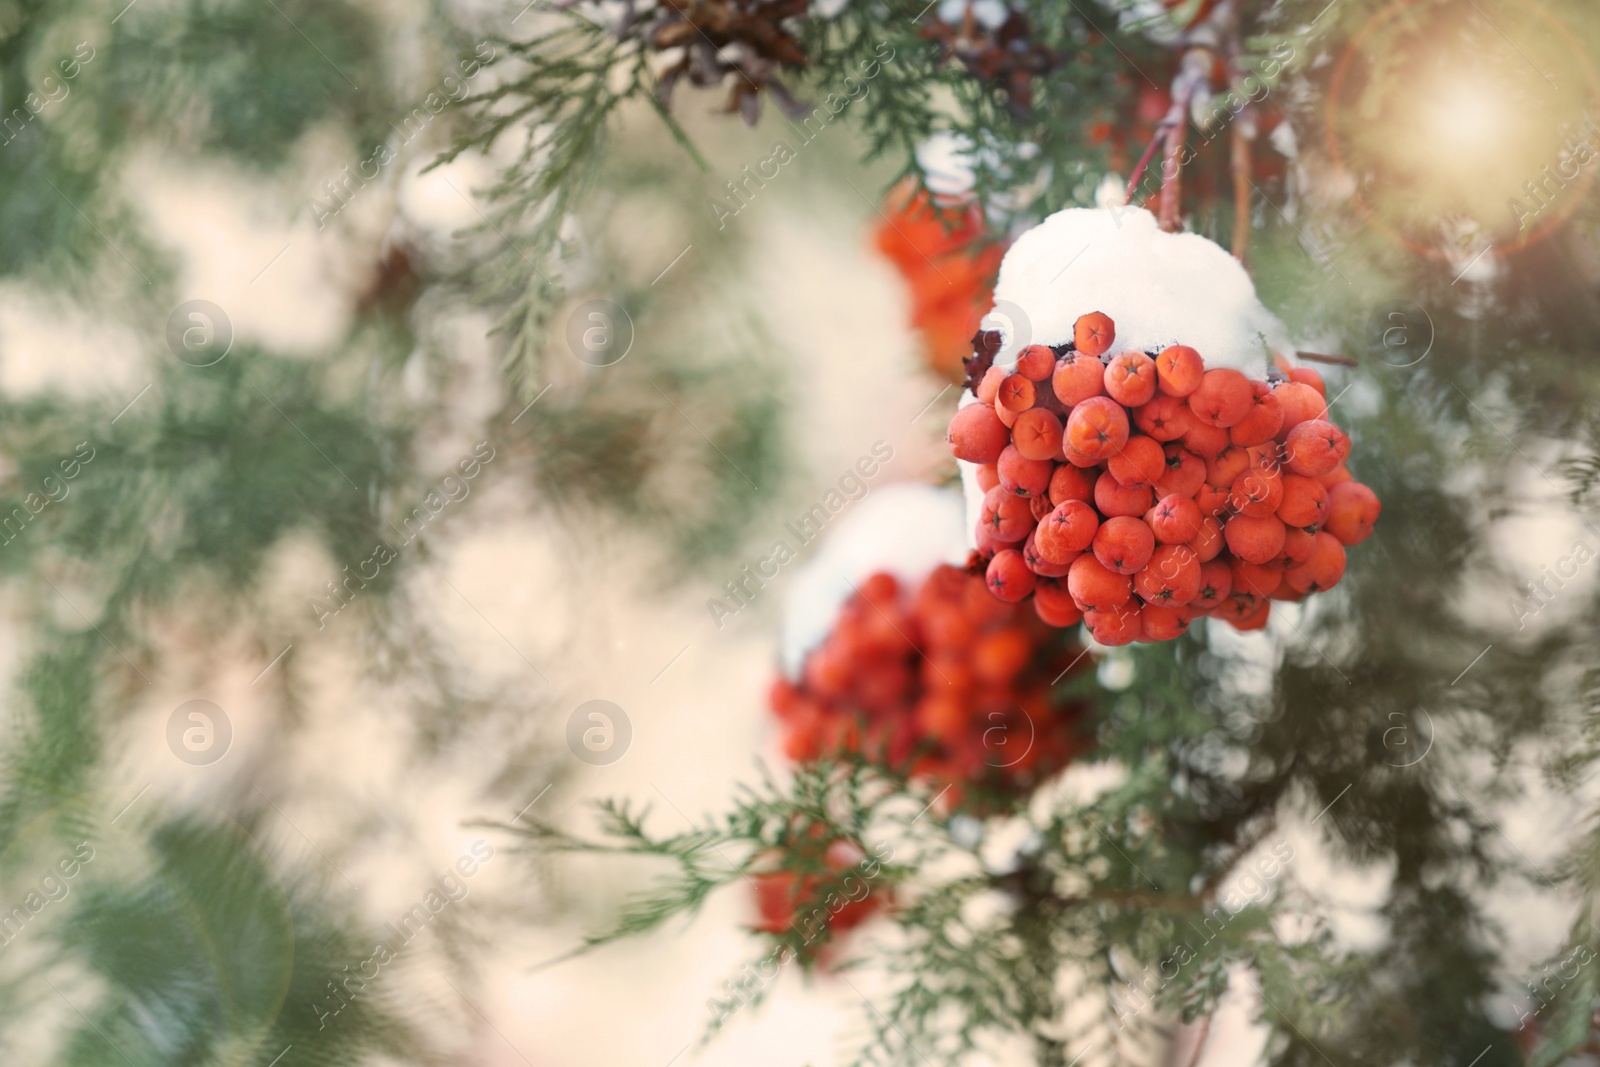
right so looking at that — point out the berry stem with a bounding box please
[1228,12,1253,263]
[1125,121,1171,206]
[1158,106,1189,232]
[1231,118,1252,261]
[1158,51,1205,233]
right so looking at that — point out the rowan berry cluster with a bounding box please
[875,186,1006,380]
[947,312,1382,645]
[744,833,889,969]
[768,565,1092,807]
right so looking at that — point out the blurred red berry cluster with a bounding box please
[769,565,1093,811]
[949,312,1382,644]
[875,183,1007,382]
[747,834,888,967]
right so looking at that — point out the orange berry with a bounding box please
[1134,393,1194,441]
[1140,602,1191,641]
[1147,493,1203,543]
[1108,434,1167,488]
[1230,557,1281,599]
[1049,464,1097,506]
[1192,483,1231,522]
[1190,559,1233,610]
[1277,475,1328,530]
[1034,575,1079,612]
[1092,515,1156,575]
[1205,444,1251,489]
[1270,575,1305,602]
[997,444,1052,497]
[1023,529,1075,576]
[1188,368,1254,428]
[1105,351,1158,407]
[1323,481,1381,545]
[1182,420,1231,459]
[1219,595,1271,631]
[1010,408,1062,462]
[1038,499,1100,558]
[1134,543,1201,604]
[783,718,823,762]
[985,549,1037,602]
[1052,350,1106,406]
[1094,469,1155,517]
[917,694,969,740]
[1074,311,1115,357]
[920,605,975,650]
[769,677,805,719]
[1065,396,1130,461]
[1188,515,1225,561]
[973,627,1031,682]
[1067,554,1133,612]
[1034,577,1084,625]
[974,522,1002,556]
[1015,344,1057,381]
[1229,464,1284,517]
[976,364,1007,405]
[1224,513,1286,563]
[998,373,1036,413]
[1273,381,1330,440]
[981,485,1035,542]
[1155,344,1204,396]
[1284,419,1350,477]
[1157,444,1207,498]
[1290,365,1326,396]
[975,462,1000,493]
[1317,463,1354,489]
[1061,440,1102,468]
[859,572,900,605]
[1035,589,1085,627]
[994,395,1018,428]
[1280,526,1316,567]
[1286,531,1347,592]
[1246,441,1283,472]
[948,404,1009,463]
[1229,380,1284,447]
[1085,604,1142,646]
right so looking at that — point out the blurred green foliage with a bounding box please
[0,0,1599,1063]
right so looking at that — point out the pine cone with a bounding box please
[649,0,812,124]
[920,6,1057,116]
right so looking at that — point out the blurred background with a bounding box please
[1,0,1600,1065]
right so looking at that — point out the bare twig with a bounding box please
[1298,351,1359,367]
[1126,121,1173,205]
[1231,117,1252,261]
[1158,102,1189,232]
[1158,48,1210,232]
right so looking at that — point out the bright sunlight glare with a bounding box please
[1419,77,1515,157]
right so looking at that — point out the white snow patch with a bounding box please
[916,132,979,198]
[778,483,968,676]
[1192,964,1273,1067]
[985,207,1293,375]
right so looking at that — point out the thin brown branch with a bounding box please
[1298,351,1359,367]
[1158,52,1205,233]
[1126,122,1172,206]
[1158,109,1188,233]
[1231,116,1252,261]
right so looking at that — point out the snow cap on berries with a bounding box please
[981,207,1294,374]
[779,484,968,676]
